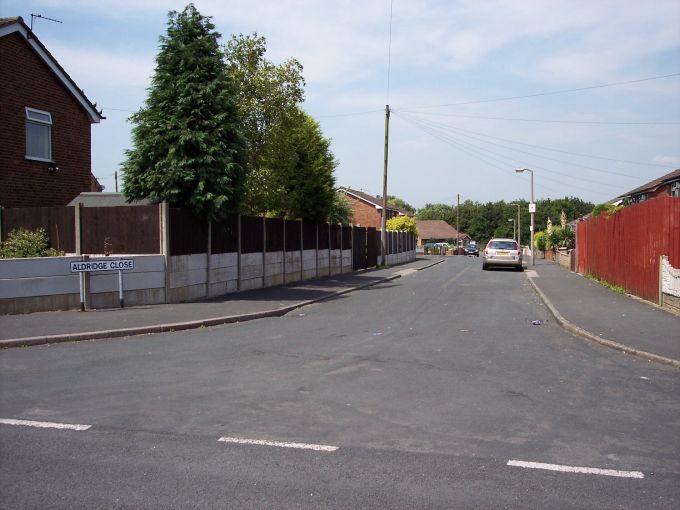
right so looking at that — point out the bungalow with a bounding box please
[415,219,469,248]
[0,16,104,208]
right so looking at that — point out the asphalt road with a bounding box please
[2,257,679,509]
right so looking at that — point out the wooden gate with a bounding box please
[353,226,367,270]
[367,227,378,268]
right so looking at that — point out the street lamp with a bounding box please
[508,218,515,241]
[515,168,535,266]
[509,202,520,251]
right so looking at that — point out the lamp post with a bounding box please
[509,202,520,250]
[515,168,535,266]
[508,218,515,241]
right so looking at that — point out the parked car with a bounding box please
[464,243,479,257]
[423,242,449,255]
[482,238,523,271]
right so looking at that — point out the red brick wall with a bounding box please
[347,196,382,228]
[0,32,93,207]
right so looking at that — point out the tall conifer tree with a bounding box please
[122,4,246,221]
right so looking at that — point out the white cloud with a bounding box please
[653,155,680,166]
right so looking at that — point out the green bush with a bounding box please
[534,231,547,251]
[0,228,62,259]
[547,227,575,249]
[386,216,418,236]
[592,203,622,217]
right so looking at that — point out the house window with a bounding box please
[25,107,52,161]
[671,181,680,198]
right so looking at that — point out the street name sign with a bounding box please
[70,259,134,273]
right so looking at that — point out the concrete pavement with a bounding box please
[526,260,680,368]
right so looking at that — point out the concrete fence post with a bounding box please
[206,221,212,298]
[282,219,286,284]
[75,202,83,255]
[262,216,267,288]
[237,214,242,291]
[160,202,170,303]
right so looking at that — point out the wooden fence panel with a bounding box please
[577,195,680,302]
[169,208,207,256]
[342,226,352,249]
[353,227,367,270]
[82,205,160,255]
[266,218,284,252]
[241,215,264,254]
[330,225,341,250]
[211,215,238,254]
[367,228,378,267]
[1,206,75,253]
[285,220,301,252]
[303,222,317,250]
[318,223,329,250]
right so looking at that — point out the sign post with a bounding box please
[70,258,135,311]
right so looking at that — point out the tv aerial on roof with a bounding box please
[29,13,62,38]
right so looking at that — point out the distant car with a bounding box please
[464,243,479,257]
[482,238,523,271]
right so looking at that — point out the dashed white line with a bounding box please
[0,418,92,431]
[218,436,338,452]
[507,460,644,479]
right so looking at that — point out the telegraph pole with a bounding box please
[456,193,460,255]
[381,104,390,266]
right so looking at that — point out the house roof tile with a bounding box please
[416,220,468,239]
[337,187,410,215]
[618,168,680,199]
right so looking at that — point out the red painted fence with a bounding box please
[576,195,680,302]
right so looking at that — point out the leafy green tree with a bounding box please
[328,192,354,225]
[386,216,418,236]
[122,4,246,222]
[387,195,416,215]
[270,111,338,221]
[416,203,455,224]
[225,33,305,214]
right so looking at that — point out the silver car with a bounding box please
[482,238,523,271]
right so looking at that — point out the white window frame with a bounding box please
[671,181,680,198]
[25,107,53,162]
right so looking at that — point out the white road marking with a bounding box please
[218,436,338,452]
[507,460,644,479]
[525,270,538,278]
[0,418,92,431]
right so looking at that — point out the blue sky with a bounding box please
[4,0,680,208]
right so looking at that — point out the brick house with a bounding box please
[616,168,680,204]
[0,17,103,208]
[337,187,409,228]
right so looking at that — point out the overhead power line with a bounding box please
[397,111,680,126]
[397,113,625,199]
[397,112,668,174]
[398,72,680,111]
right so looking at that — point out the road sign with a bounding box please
[70,259,134,273]
[528,203,536,213]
